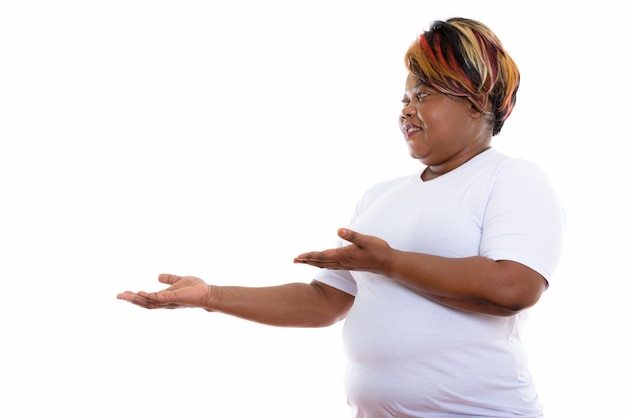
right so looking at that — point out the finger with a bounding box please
[294,258,338,268]
[137,290,169,302]
[117,291,137,300]
[118,291,155,302]
[338,228,360,244]
[133,290,174,308]
[302,261,346,270]
[294,249,349,270]
[117,292,154,308]
[158,273,181,285]
[294,251,318,262]
[294,250,336,263]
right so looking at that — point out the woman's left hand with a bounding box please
[294,228,394,275]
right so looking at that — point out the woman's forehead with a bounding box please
[405,73,423,90]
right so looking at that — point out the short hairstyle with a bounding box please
[404,17,520,136]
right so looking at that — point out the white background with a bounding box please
[1,1,624,417]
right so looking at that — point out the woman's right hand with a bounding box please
[117,273,212,310]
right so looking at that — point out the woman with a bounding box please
[118,17,564,417]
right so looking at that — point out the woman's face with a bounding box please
[398,74,491,176]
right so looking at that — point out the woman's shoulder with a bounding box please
[480,148,548,178]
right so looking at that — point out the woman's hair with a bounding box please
[404,17,520,136]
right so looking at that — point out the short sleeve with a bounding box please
[480,160,565,283]
[310,196,367,297]
[314,269,358,296]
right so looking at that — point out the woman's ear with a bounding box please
[469,102,484,119]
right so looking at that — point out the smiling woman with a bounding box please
[399,75,491,178]
[400,17,520,179]
[118,17,565,418]
[406,18,520,132]
[3,0,625,416]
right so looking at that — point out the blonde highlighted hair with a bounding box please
[405,17,520,135]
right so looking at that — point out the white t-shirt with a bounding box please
[314,149,565,418]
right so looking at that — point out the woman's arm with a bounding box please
[117,274,354,327]
[387,253,546,316]
[294,228,546,316]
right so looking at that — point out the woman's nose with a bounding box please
[401,106,416,119]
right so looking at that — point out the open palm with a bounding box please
[117,274,211,310]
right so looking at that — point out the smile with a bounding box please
[402,123,421,133]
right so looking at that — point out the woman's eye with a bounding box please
[416,92,428,102]
[401,98,410,106]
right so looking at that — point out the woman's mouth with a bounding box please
[402,123,422,135]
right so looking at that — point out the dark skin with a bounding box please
[294,228,547,316]
[118,274,354,327]
[117,73,547,322]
